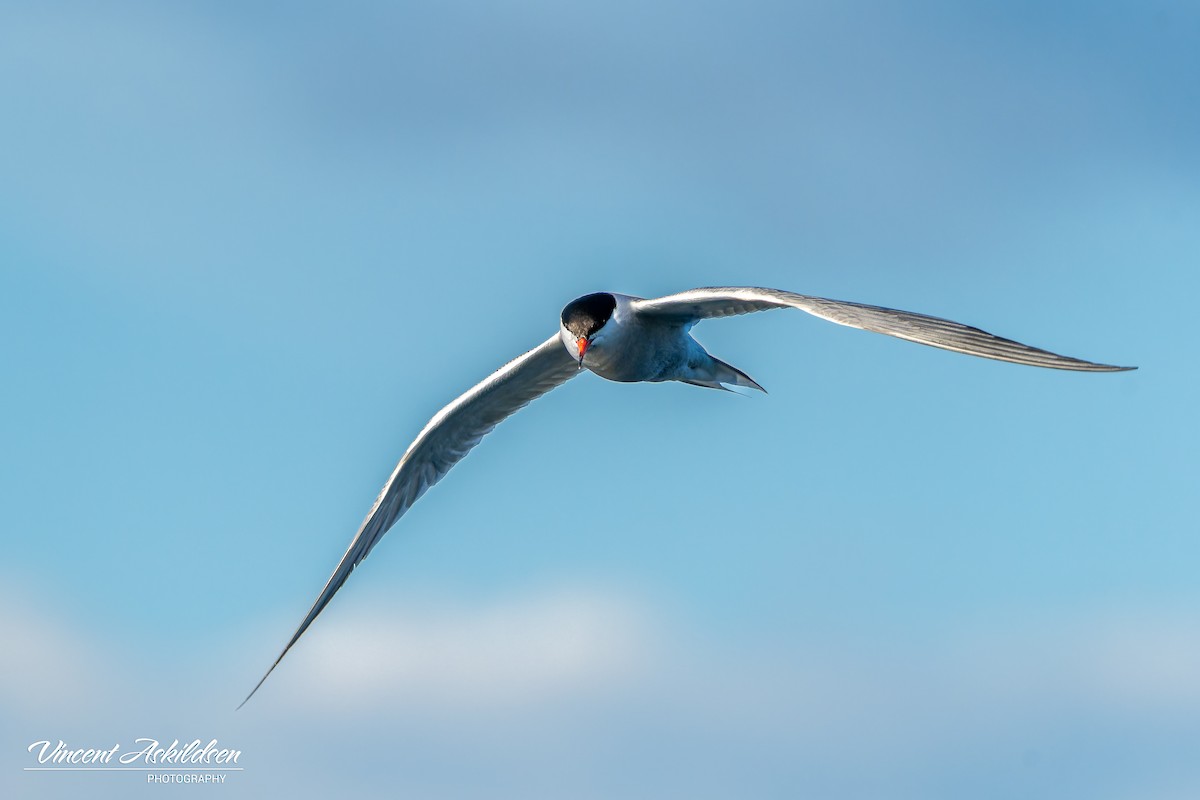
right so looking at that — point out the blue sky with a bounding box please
[1,1,1196,798]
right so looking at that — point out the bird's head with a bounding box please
[560,292,617,368]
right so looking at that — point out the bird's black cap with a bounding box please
[561,292,617,339]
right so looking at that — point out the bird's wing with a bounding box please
[240,333,579,707]
[631,286,1134,372]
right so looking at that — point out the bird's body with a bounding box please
[240,286,1133,707]
[566,291,765,389]
[570,293,666,382]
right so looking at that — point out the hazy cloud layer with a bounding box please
[5,580,1200,799]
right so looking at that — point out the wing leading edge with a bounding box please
[632,286,1134,371]
[239,333,578,708]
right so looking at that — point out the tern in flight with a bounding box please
[240,286,1133,706]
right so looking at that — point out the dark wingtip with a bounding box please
[236,643,294,710]
[236,662,277,711]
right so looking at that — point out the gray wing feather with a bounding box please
[240,333,578,707]
[632,286,1134,372]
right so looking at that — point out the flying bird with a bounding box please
[240,286,1133,706]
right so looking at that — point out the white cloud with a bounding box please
[6,576,1200,799]
[952,612,1200,715]
[275,586,660,713]
[0,587,117,717]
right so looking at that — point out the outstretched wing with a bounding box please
[632,286,1134,372]
[240,333,579,707]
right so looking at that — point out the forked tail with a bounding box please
[682,354,767,393]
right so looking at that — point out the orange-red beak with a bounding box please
[576,336,589,362]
